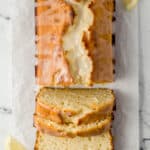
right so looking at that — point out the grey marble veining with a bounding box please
[140,110,150,149]
[0,14,10,20]
[0,107,12,114]
[138,0,150,149]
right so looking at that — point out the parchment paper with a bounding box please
[12,0,139,149]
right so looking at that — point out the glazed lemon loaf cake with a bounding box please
[34,0,115,148]
[34,131,113,150]
[35,0,114,86]
[35,88,115,125]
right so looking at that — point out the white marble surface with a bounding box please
[0,0,150,149]
[139,0,150,149]
[0,0,12,149]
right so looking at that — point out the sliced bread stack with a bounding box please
[34,88,115,149]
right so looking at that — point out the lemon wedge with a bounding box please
[123,0,139,10]
[5,136,26,150]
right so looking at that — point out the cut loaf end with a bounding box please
[35,131,113,150]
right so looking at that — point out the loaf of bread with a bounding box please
[35,0,114,86]
[34,131,113,150]
[35,88,115,125]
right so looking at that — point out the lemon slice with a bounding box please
[5,136,26,150]
[123,0,139,10]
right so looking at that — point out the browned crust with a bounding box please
[78,111,110,125]
[77,92,115,125]
[35,0,75,86]
[35,101,63,124]
[34,131,40,150]
[83,0,114,84]
[109,130,114,150]
[34,114,112,137]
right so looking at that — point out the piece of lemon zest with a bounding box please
[123,0,139,11]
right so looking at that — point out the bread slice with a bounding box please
[35,0,114,86]
[34,131,113,150]
[34,114,112,137]
[35,88,115,125]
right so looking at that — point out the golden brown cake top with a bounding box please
[35,0,74,85]
[35,0,114,86]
